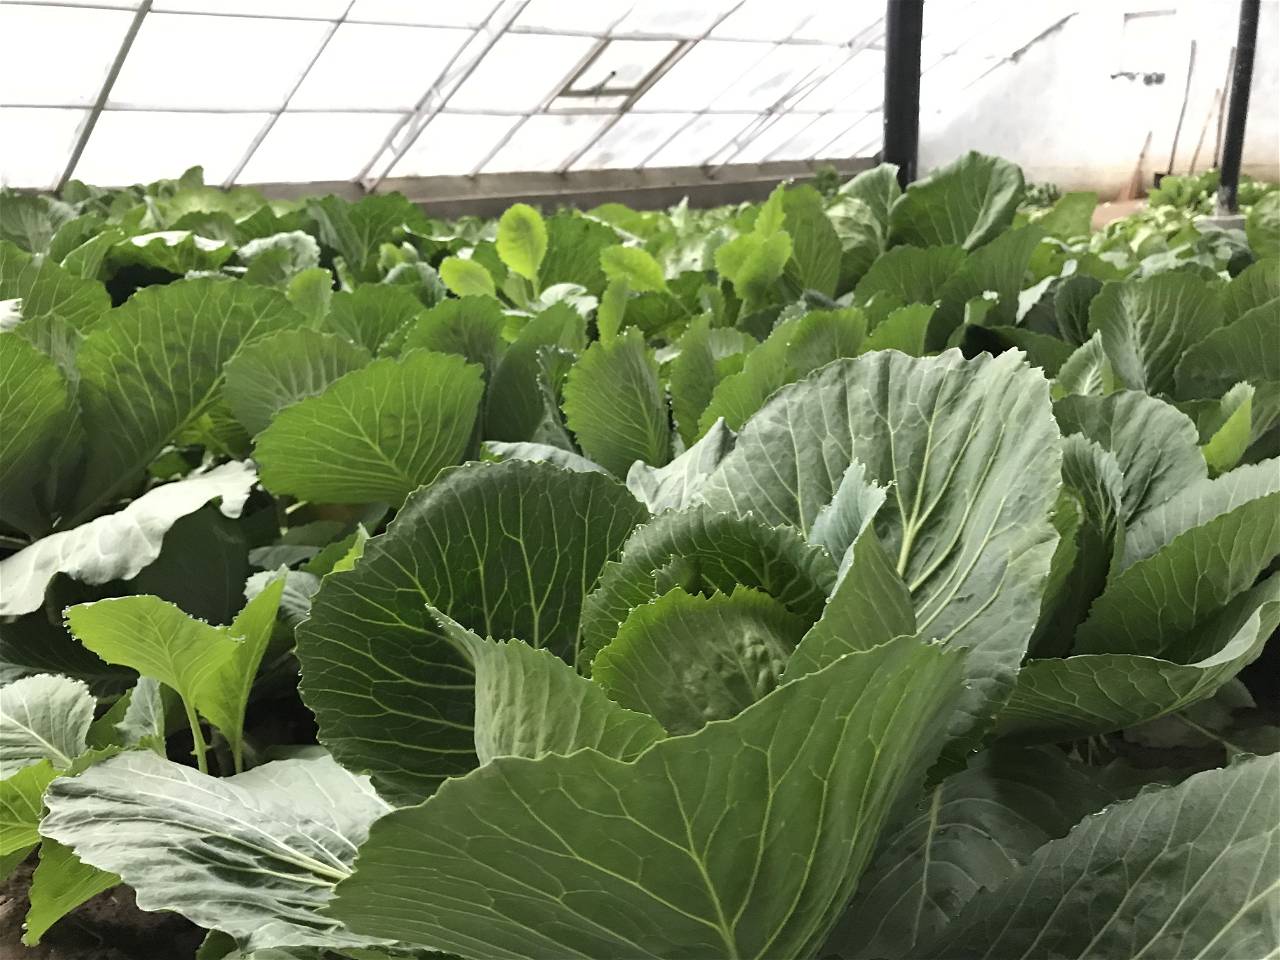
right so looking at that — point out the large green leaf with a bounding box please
[40,752,392,952]
[0,461,257,617]
[1174,297,1280,399]
[921,754,1279,960]
[700,350,1061,745]
[699,307,866,433]
[307,193,423,282]
[254,350,483,505]
[593,586,807,734]
[888,152,1024,250]
[439,256,497,298]
[668,317,753,445]
[1076,460,1280,658]
[71,278,303,517]
[1246,189,1280,258]
[65,596,242,718]
[0,239,109,332]
[398,295,506,379]
[194,578,285,771]
[537,213,617,296]
[830,747,1114,959]
[579,503,837,669]
[485,303,585,442]
[624,417,734,513]
[783,525,914,680]
[325,284,425,354]
[329,635,965,959]
[600,244,667,293]
[782,184,841,296]
[1090,272,1221,396]
[996,573,1280,744]
[0,761,56,859]
[0,674,94,772]
[223,328,371,436]
[1054,390,1205,523]
[852,244,966,313]
[562,327,670,476]
[296,460,646,800]
[107,231,234,275]
[0,331,78,536]
[496,203,548,283]
[837,163,901,232]
[23,839,119,945]
[431,607,663,764]
[0,192,76,254]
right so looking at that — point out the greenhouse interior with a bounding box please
[0,0,1278,958]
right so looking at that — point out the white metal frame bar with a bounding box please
[222,0,355,187]
[56,0,152,190]
[358,0,528,190]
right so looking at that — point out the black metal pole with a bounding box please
[1216,0,1260,215]
[883,0,924,187]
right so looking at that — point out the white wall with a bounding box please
[919,0,1280,195]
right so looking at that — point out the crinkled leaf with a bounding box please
[700,350,1061,747]
[579,504,837,669]
[593,586,806,734]
[296,460,646,800]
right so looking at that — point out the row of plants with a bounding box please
[0,151,1277,959]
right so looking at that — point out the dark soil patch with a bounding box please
[0,859,201,960]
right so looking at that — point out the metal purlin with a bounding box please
[463,5,640,179]
[358,1,530,191]
[552,1,748,175]
[222,0,357,188]
[56,0,152,191]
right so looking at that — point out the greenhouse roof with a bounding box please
[1,0,1075,191]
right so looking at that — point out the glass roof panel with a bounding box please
[822,110,883,158]
[1,5,134,107]
[569,112,691,169]
[150,1,350,16]
[480,114,613,173]
[611,3,726,36]
[708,44,830,112]
[790,5,884,42]
[74,110,268,185]
[345,1,499,26]
[644,113,754,167]
[387,114,521,177]
[239,112,405,183]
[448,33,599,112]
[710,2,823,41]
[0,107,87,189]
[793,48,885,113]
[512,0,634,34]
[108,13,330,110]
[289,23,470,111]
[636,41,772,111]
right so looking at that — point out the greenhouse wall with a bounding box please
[920,0,1280,194]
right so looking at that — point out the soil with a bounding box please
[0,859,201,960]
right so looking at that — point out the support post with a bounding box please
[883,0,924,187]
[1216,0,1260,215]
